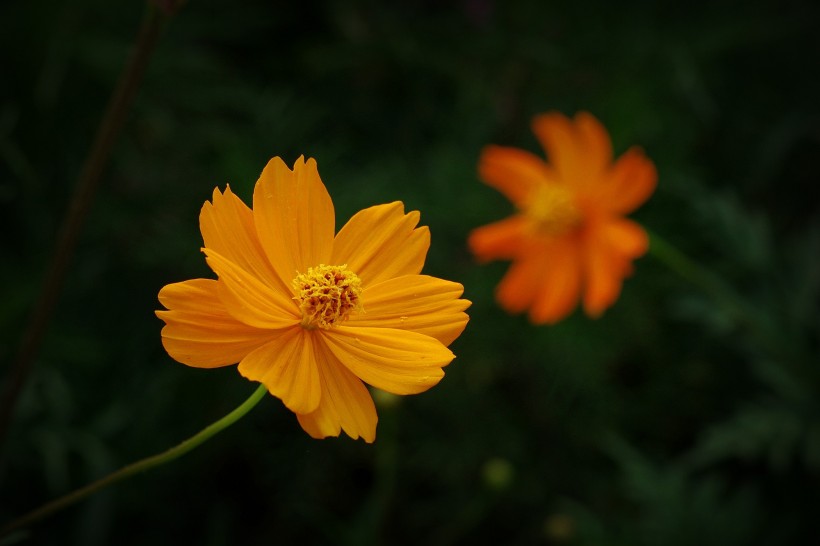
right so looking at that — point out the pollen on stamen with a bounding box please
[293,264,363,329]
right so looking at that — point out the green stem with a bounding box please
[1,384,267,536]
[648,231,738,311]
[0,3,172,448]
[648,230,773,341]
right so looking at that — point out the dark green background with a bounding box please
[2,0,819,544]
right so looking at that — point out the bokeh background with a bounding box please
[2,0,819,544]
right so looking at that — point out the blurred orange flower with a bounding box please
[157,157,470,442]
[469,112,656,324]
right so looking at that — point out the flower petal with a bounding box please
[296,348,377,443]
[468,214,530,262]
[321,327,453,395]
[600,217,649,258]
[157,279,272,368]
[494,249,548,314]
[332,202,429,286]
[478,145,555,209]
[348,275,470,346]
[203,248,299,329]
[238,327,321,414]
[531,111,612,187]
[575,111,613,176]
[581,228,633,317]
[528,236,583,324]
[253,156,335,287]
[200,185,290,295]
[598,147,657,214]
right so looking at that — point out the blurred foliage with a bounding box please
[1,0,819,544]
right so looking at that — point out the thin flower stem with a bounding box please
[648,231,737,309]
[647,230,773,339]
[0,4,173,448]
[0,384,267,537]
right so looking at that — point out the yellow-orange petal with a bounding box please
[468,214,530,263]
[203,248,299,329]
[332,202,429,287]
[597,147,657,214]
[296,351,377,443]
[531,112,612,187]
[252,156,335,287]
[200,185,290,295]
[528,236,583,324]
[321,326,452,395]
[478,145,556,208]
[237,327,321,414]
[347,275,471,346]
[157,279,273,368]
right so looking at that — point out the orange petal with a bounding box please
[204,248,299,329]
[238,327,321,414]
[478,145,555,208]
[347,275,470,346]
[528,236,583,324]
[468,214,530,263]
[252,156,335,287]
[200,186,290,295]
[495,250,548,314]
[321,326,452,395]
[531,111,612,187]
[598,147,657,214]
[581,230,631,317]
[332,202,429,286]
[600,217,649,258]
[575,112,613,176]
[296,349,377,443]
[157,279,272,368]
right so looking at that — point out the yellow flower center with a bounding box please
[527,184,581,235]
[293,264,363,329]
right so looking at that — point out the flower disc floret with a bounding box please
[293,264,363,329]
[527,184,581,235]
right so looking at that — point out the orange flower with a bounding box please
[157,157,470,442]
[469,112,656,324]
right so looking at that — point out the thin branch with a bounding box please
[0,5,173,448]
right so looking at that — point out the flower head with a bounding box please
[157,157,470,442]
[469,112,656,324]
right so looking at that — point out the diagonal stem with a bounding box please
[648,230,776,346]
[1,383,267,536]
[648,230,741,314]
[0,4,172,448]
